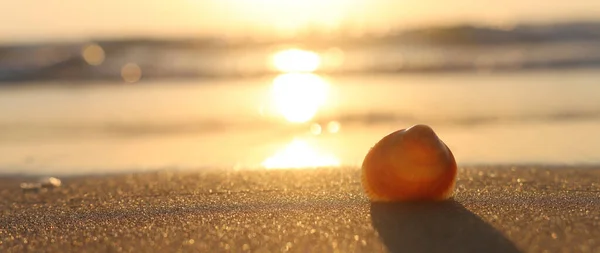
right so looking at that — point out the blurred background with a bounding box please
[2,0,600,175]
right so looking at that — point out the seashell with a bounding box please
[361,124,457,202]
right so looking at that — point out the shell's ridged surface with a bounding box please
[361,124,457,202]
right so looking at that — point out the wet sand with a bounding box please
[1,166,599,253]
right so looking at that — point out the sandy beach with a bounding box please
[1,166,598,253]
[3,1,600,253]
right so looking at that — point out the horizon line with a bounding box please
[2,17,600,47]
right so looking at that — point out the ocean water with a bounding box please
[1,68,600,175]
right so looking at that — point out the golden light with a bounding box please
[271,49,321,73]
[271,73,329,123]
[262,139,340,169]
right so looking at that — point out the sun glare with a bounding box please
[272,49,321,73]
[271,73,329,123]
[262,139,340,169]
[221,0,360,36]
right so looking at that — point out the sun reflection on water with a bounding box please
[268,48,332,123]
[263,48,340,168]
[270,73,330,123]
[262,139,340,169]
[271,48,321,73]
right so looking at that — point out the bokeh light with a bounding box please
[81,43,105,66]
[310,123,322,135]
[121,63,142,83]
[327,121,341,133]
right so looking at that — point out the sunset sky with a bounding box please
[2,0,600,44]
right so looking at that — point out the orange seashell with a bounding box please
[361,124,457,202]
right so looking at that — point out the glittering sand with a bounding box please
[1,166,599,253]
